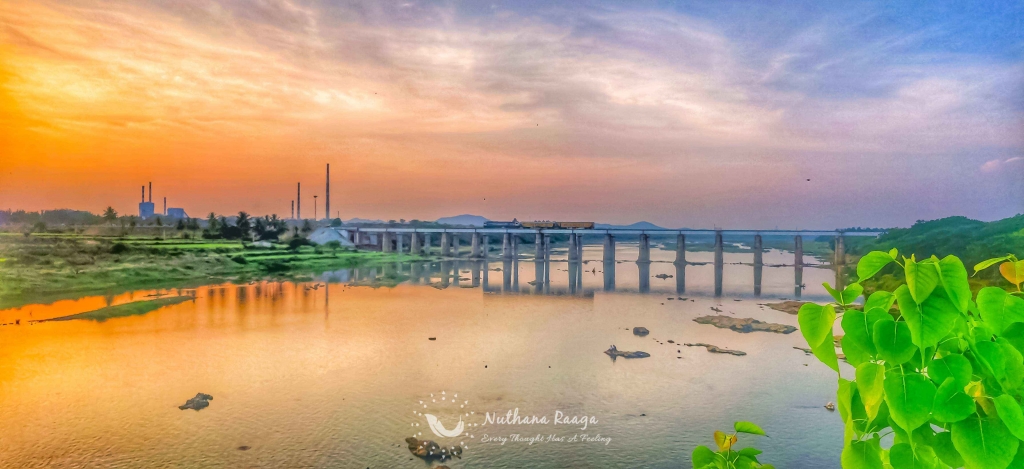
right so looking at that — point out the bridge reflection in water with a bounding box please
[322,255,846,299]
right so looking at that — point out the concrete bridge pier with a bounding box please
[502,233,512,260]
[470,233,481,258]
[794,235,803,267]
[568,261,579,295]
[535,233,544,259]
[674,234,686,264]
[604,260,616,291]
[603,234,615,262]
[396,233,404,253]
[638,261,650,293]
[835,234,846,265]
[638,234,651,262]
[441,233,451,257]
[795,264,804,298]
[754,234,763,296]
[382,232,393,253]
[577,234,584,260]
[452,235,460,258]
[534,260,544,293]
[512,235,519,259]
[422,233,431,255]
[568,234,579,261]
[502,260,513,292]
[714,231,724,297]
[410,233,421,255]
[482,235,489,258]
[543,235,551,261]
[675,263,686,294]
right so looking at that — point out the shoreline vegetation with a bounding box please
[0,232,424,310]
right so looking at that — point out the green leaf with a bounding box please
[841,438,883,469]
[738,447,762,458]
[938,255,972,313]
[976,256,1013,275]
[933,377,977,423]
[975,340,1009,384]
[856,362,886,421]
[733,421,766,436]
[999,338,1024,391]
[928,353,973,387]
[1009,445,1024,469]
[691,445,718,468]
[873,317,916,365]
[883,369,936,432]
[897,283,958,350]
[889,248,899,258]
[890,442,939,469]
[995,394,1024,441]
[858,251,895,281]
[809,332,840,372]
[798,303,835,349]
[824,282,864,306]
[842,308,889,358]
[978,287,1024,335]
[933,431,966,468]
[864,291,896,312]
[952,414,1020,469]
[1003,323,1024,355]
[905,257,940,303]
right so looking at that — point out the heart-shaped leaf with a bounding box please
[952,414,1019,469]
[1001,260,1024,287]
[798,303,836,348]
[856,362,886,421]
[939,255,971,313]
[883,369,936,432]
[858,251,895,281]
[933,377,976,423]
[929,353,973,387]
[994,394,1024,441]
[978,287,1024,335]
[975,256,1012,275]
[841,438,883,469]
[905,257,940,303]
[873,317,915,365]
[713,430,736,451]
[733,421,766,436]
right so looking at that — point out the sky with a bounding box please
[1,0,1022,229]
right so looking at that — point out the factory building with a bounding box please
[139,183,155,218]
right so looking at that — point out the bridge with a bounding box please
[329,227,883,266]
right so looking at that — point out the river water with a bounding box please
[0,244,846,468]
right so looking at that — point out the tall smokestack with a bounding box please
[325,164,330,222]
[296,183,301,219]
[148,182,152,203]
[163,197,167,215]
[141,185,145,203]
[291,200,295,219]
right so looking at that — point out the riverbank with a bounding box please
[0,233,422,309]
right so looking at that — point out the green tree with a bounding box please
[102,206,118,223]
[799,251,1024,469]
[236,212,252,240]
[692,422,774,469]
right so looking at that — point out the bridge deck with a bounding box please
[338,227,883,236]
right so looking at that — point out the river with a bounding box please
[0,243,846,468]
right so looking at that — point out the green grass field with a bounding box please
[0,234,423,309]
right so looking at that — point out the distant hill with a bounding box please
[595,221,667,230]
[435,214,488,227]
[850,215,1024,277]
[343,217,384,224]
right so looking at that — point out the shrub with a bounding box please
[799,251,1024,469]
[288,237,311,250]
[692,421,773,468]
[230,255,248,264]
[110,243,129,254]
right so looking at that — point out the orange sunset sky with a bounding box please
[1,0,1022,228]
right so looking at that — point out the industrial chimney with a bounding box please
[141,185,145,203]
[325,164,330,222]
[291,200,295,219]
[163,197,167,216]
[296,183,301,220]
[148,182,152,203]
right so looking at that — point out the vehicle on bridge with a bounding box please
[520,221,595,229]
[484,218,521,228]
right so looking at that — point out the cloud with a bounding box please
[981,156,1024,173]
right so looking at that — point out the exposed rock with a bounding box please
[684,343,747,356]
[794,346,813,355]
[405,437,462,462]
[655,274,673,279]
[765,301,807,315]
[237,446,250,451]
[824,402,836,411]
[632,327,650,336]
[667,340,675,344]
[604,345,650,359]
[710,307,723,313]
[693,315,796,334]
[178,393,213,411]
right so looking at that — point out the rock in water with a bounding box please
[605,345,650,359]
[693,315,796,334]
[654,274,673,279]
[405,437,462,462]
[633,327,650,336]
[178,393,213,411]
[684,343,747,356]
[764,301,807,315]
